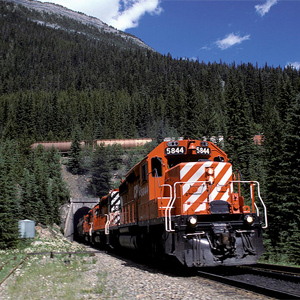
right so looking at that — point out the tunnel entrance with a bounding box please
[73,206,90,241]
[64,198,99,241]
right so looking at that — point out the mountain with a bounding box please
[6,0,155,51]
[2,0,300,266]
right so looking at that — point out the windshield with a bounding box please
[167,156,210,168]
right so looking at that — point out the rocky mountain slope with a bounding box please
[6,0,154,51]
[61,163,91,199]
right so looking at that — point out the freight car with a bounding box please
[31,138,153,153]
[77,138,267,267]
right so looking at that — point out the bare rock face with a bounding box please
[6,0,154,51]
[61,164,92,199]
[35,223,55,239]
[59,202,70,230]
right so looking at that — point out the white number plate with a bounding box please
[165,146,186,155]
[196,146,211,155]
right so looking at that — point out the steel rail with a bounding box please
[197,269,300,299]
[249,263,300,274]
[26,250,103,256]
[0,255,28,286]
[239,264,300,282]
[0,256,18,272]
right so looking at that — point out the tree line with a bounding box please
[0,1,299,264]
[0,141,69,248]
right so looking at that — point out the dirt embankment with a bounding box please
[61,164,91,199]
[59,163,93,229]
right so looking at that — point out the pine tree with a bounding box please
[0,173,19,248]
[89,145,110,198]
[183,76,201,139]
[261,105,285,260]
[0,141,19,248]
[20,168,37,220]
[68,129,82,174]
[32,147,49,224]
[46,148,70,223]
[224,72,254,179]
[278,95,300,263]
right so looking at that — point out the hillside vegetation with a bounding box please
[0,1,299,264]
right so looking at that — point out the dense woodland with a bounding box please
[0,2,299,264]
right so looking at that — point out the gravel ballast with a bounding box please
[0,248,273,299]
[82,250,272,299]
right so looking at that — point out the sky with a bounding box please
[37,0,300,69]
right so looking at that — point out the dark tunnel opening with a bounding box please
[73,206,91,241]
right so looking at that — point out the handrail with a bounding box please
[151,169,173,227]
[254,202,259,216]
[164,180,268,232]
[159,184,172,208]
[105,214,110,235]
[158,184,172,231]
[165,181,209,232]
[229,181,268,229]
[109,211,120,226]
[151,168,175,231]
[89,223,93,236]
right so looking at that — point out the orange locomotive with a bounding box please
[77,189,120,245]
[78,139,267,267]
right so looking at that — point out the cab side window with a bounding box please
[151,157,162,177]
[142,163,148,181]
[95,208,100,217]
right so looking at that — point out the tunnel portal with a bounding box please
[64,198,99,241]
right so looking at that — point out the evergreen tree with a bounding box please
[68,129,82,174]
[278,95,300,263]
[262,106,285,260]
[0,0,300,262]
[183,76,201,139]
[19,145,70,225]
[20,168,37,220]
[89,145,111,198]
[0,141,19,248]
[224,72,254,179]
[32,147,50,224]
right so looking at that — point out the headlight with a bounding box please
[188,216,197,227]
[207,168,214,175]
[208,175,214,184]
[244,215,254,225]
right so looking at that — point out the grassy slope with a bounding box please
[0,225,110,299]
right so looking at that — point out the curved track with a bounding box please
[197,264,300,299]
[0,256,28,286]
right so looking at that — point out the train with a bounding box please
[31,138,153,153]
[76,138,268,267]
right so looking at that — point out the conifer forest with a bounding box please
[0,2,299,264]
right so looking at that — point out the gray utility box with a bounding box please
[19,220,35,238]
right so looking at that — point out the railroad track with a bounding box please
[0,255,28,286]
[197,264,300,299]
[0,256,18,272]
[242,263,300,275]
[239,263,300,283]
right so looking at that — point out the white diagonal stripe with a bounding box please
[214,162,226,178]
[181,161,212,195]
[180,162,196,179]
[209,164,232,201]
[195,199,207,212]
[182,183,206,212]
